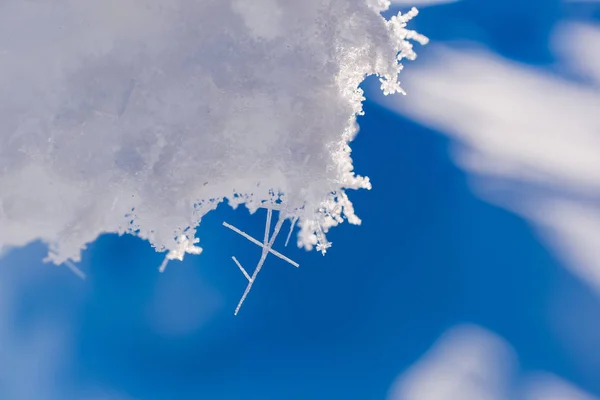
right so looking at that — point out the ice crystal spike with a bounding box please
[224,211,298,315]
[63,260,86,280]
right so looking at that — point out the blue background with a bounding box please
[2,1,600,399]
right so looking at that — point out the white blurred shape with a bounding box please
[387,325,600,400]
[531,200,600,291]
[552,22,600,87]
[370,22,600,296]
[522,373,599,400]
[387,325,515,400]
[377,47,600,192]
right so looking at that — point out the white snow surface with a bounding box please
[0,0,426,263]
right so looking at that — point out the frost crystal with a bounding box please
[0,1,426,264]
[225,209,299,314]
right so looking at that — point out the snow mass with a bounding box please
[0,0,426,265]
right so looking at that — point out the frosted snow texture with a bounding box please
[0,0,426,263]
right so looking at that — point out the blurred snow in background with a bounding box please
[387,325,599,400]
[0,254,134,400]
[371,16,600,298]
[388,325,516,400]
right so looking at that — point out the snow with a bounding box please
[387,325,515,400]
[386,325,600,400]
[0,0,426,264]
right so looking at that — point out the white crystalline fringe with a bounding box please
[158,235,203,273]
[0,0,426,264]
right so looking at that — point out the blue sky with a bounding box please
[1,1,600,399]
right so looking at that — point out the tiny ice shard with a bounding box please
[224,209,298,314]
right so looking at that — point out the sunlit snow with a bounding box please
[0,0,426,268]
